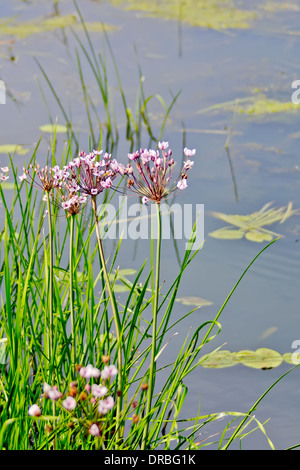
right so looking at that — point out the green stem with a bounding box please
[92,196,122,444]
[141,202,161,450]
[46,193,54,367]
[69,215,76,374]
[46,193,56,448]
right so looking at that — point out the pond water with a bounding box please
[1,0,300,450]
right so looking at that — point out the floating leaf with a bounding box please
[200,350,239,368]
[176,296,213,307]
[199,348,294,369]
[209,203,299,242]
[236,348,283,369]
[244,230,274,242]
[209,228,245,239]
[0,182,15,190]
[0,144,29,155]
[282,353,296,364]
[117,268,137,276]
[39,124,68,134]
[54,267,86,284]
[112,283,131,293]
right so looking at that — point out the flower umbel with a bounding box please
[0,167,9,182]
[119,141,195,204]
[65,149,120,197]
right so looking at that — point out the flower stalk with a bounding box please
[46,192,54,367]
[91,196,123,444]
[69,214,76,374]
[141,201,162,449]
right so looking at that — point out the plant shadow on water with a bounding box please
[0,0,300,451]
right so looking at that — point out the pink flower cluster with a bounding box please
[0,166,9,182]
[28,362,118,438]
[18,141,195,211]
[117,141,195,204]
[18,149,119,217]
[65,149,119,197]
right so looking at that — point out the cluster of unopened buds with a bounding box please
[17,141,195,210]
[28,362,118,437]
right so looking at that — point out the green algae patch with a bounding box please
[239,96,300,116]
[0,14,117,39]
[198,95,300,117]
[260,1,300,12]
[110,0,256,31]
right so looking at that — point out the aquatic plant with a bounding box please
[209,202,299,242]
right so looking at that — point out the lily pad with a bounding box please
[0,144,29,155]
[112,283,131,293]
[236,348,283,369]
[39,124,68,134]
[0,182,15,190]
[176,296,213,307]
[282,353,296,364]
[117,268,137,276]
[209,228,245,239]
[244,230,274,242]
[200,350,239,368]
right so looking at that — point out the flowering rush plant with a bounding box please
[18,149,120,217]
[118,141,195,205]
[28,361,118,439]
